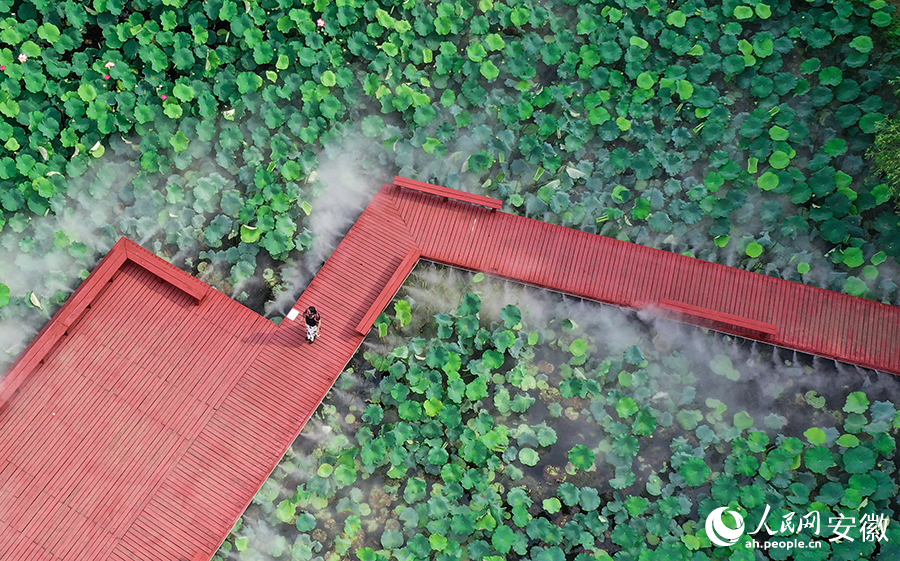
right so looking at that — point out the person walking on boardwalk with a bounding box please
[304,306,321,343]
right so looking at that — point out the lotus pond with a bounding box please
[6,0,900,370]
[215,265,900,561]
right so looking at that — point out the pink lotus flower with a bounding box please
[161,94,167,100]
[17,54,26,63]
[0,66,5,71]
[105,62,115,69]
[316,18,325,27]
[104,75,110,80]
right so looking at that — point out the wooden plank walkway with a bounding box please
[1,178,898,560]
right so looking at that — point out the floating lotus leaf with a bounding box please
[616,397,638,418]
[843,446,877,474]
[568,444,595,469]
[518,447,540,466]
[632,410,657,435]
[804,427,827,445]
[569,338,588,357]
[381,529,404,549]
[679,457,711,486]
[850,36,874,53]
[492,525,516,554]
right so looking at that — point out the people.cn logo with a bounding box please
[706,507,745,546]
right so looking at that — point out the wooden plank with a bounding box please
[123,242,208,302]
[355,248,420,335]
[658,298,778,335]
[394,175,503,209]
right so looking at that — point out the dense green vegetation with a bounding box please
[0,0,898,556]
[2,0,900,347]
[219,268,900,560]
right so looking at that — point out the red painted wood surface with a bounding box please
[1,178,898,560]
[394,175,503,209]
[657,298,778,336]
[356,248,421,335]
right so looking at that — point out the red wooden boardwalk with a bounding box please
[1,178,898,560]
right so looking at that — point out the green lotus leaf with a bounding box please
[693,85,719,107]
[623,345,646,366]
[743,242,762,258]
[756,171,781,191]
[807,28,832,49]
[722,54,746,75]
[834,104,861,128]
[77,84,97,102]
[753,37,774,58]
[237,72,263,94]
[492,525,516,554]
[360,115,385,138]
[844,412,868,433]
[404,477,427,503]
[636,71,657,89]
[423,396,444,417]
[803,427,827,445]
[667,10,686,27]
[37,22,61,43]
[458,292,481,316]
[280,160,302,182]
[648,212,674,233]
[381,529,404,549]
[823,138,848,156]
[598,41,622,63]
[733,411,754,430]
[819,66,842,86]
[836,434,860,447]
[768,150,790,169]
[568,444,595,469]
[673,79,694,101]
[361,404,384,425]
[768,126,790,143]
[616,397,638,418]
[850,36,873,53]
[842,446,876,474]
[461,371,488,401]
[873,10,892,27]
[579,487,601,511]
[842,247,864,268]
[334,464,357,486]
[821,218,849,243]
[733,6,753,19]
[294,511,316,532]
[629,36,649,49]
[632,410,657,435]
[679,457,711,486]
[843,391,870,413]
[542,497,561,514]
[536,424,557,447]
[467,150,494,174]
[569,338,588,357]
[859,112,884,134]
[518,447,540,467]
[273,499,296,524]
[398,400,422,421]
[510,6,530,25]
[169,130,190,152]
[496,304,521,329]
